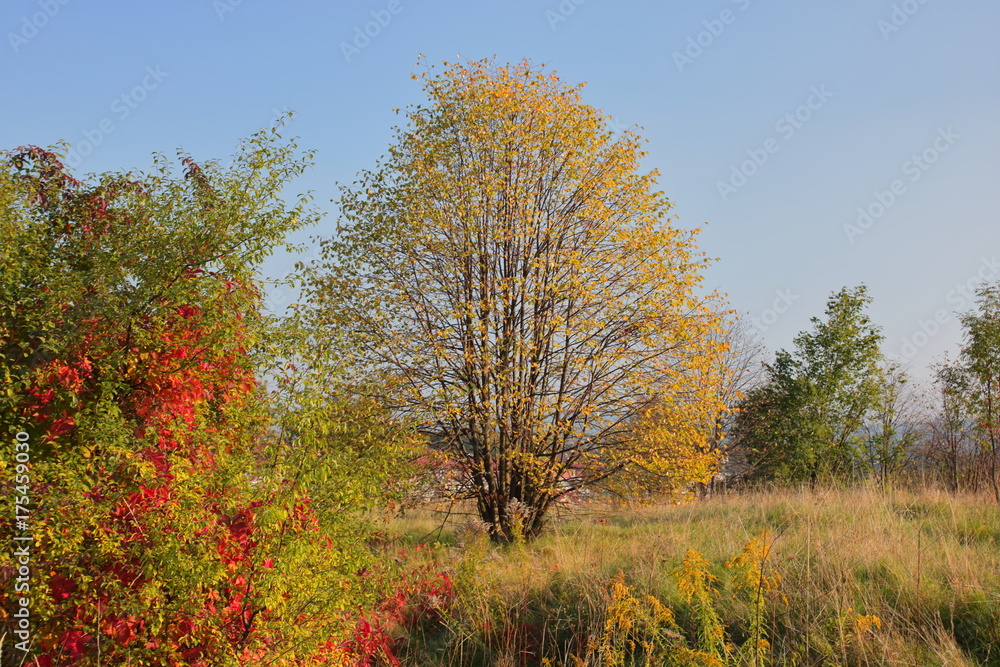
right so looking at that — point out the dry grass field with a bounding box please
[376,488,1000,666]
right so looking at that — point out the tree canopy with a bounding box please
[304,59,726,541]
[956,285,1000,502]
[733,285,885,484]
[0,128,412,664]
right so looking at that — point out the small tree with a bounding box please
[698,313,768,492]
[921,360,976,492]
[858,363,925,488]
[958,284,1000,503]
[305,59,725,541]
[736,286,885,485]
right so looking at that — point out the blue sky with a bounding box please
[3,0,998,379]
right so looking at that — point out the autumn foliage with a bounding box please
[306,59,727,541]
[0,137,413,665]
[1,61,756,666]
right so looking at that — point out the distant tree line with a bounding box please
[722,284,1000,499]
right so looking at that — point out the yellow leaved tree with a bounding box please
[305,59,726,541]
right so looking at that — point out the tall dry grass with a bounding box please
[379,487,1000,666]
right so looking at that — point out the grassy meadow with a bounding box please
[375,488,1000,666]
